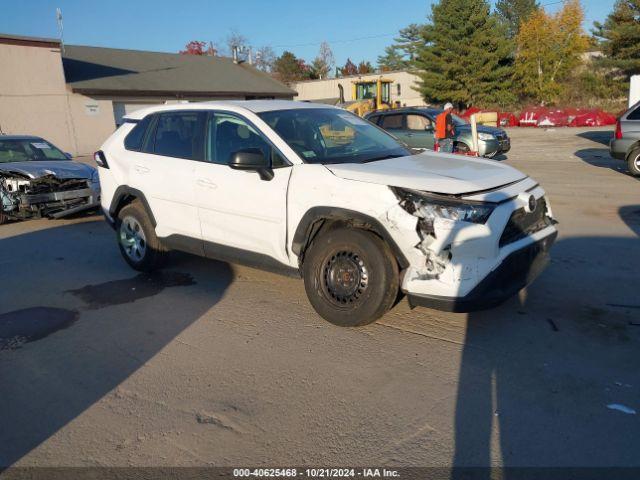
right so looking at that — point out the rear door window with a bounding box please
[406,114,433,131]
[380,114,404,130]
[152,111,206,160]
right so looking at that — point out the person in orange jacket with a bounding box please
[435,102,455,153]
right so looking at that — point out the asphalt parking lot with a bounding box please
[0,126,638,469]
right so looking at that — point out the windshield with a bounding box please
[0,138,68,163]
[258,108,410,164]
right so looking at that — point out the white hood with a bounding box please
[324,152,527,195]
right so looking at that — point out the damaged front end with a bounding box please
[1,172,99,222]
[387,185,557,311]
[391,186,495,280]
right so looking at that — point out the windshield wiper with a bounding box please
[362,154,405,163]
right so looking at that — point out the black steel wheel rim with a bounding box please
[321,250,369,307]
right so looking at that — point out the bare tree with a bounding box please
[254,46,276,72]
[225,30,248,56]
[311,41,335,79]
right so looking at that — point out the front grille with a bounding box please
[499,197,553,247]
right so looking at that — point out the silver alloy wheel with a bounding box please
[634,153,640,169]
[119,215,147,262]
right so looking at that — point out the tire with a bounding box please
[455,142,470,154]
[302,227,399,327]
[627,148,640,177]
[115,200,167,272]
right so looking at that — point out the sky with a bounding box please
[0,0,617,67]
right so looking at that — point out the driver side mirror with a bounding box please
[229,148,274,181]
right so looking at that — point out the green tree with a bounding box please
[414,0,516,108]
[378,45,408,71]
[377,24,422,71]
[593,0,640,80]
[515,0,589,103]
[495,0,539,38]
[395,24,423,62]
[272,51,310,84]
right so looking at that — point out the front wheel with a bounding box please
[302,228,399,327]
[627,148,640,177]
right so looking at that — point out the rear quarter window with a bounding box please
[627,106,640,120]
[124,116,153,151]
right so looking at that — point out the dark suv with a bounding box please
[366,108,511,158]
[610,100,640,176]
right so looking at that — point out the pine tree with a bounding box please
[593,0,640,79]
[496,0,539,38]
[377,24,422,71]
[395,24,423,62]
[414,0,515,108]
[377,45,409,71]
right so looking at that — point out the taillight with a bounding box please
[615,119,623,140]
[94,150,109,168]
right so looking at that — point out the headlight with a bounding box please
[391,187,495,225]
[478,132,495,141]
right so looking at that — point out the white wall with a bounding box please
[0,42,116,155]
[293,71,425,107]
[630,75,640,108]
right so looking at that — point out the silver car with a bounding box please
[366,108,511,158]
[0,135,101,224]
[610,100,640,176]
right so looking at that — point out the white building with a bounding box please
[293,70,425,107]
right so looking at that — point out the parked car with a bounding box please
[366,107,511,158]
[0,135,100,225]
[97,101,557,327]
[610,100,640,176]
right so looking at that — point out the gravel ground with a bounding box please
[0,126,638,469]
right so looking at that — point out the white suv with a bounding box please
[97,100,557,326]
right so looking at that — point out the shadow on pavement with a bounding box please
[452,231,640,474]
[574,148,637,179]
[619,205,640,237]
[0,220,234,467]
[576,130,613,146]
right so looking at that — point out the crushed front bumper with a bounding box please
[17,184,100,219]
[407,231,557,312]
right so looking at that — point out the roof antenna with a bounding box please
[56,7,64,54]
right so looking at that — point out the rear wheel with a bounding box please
[303,228,399,327]
[116,201,166,272]
[627,148,640,177]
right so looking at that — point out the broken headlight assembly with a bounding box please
[391,187,495,227]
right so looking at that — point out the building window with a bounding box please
[397,83,402,96]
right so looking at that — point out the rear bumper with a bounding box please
[610,138,633,160]
[407,231,557,312]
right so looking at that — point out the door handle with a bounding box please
[197,178,217,189]
[406,133,414,137]
[134,165,150,174]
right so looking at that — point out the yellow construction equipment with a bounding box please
[337,77,394,117]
